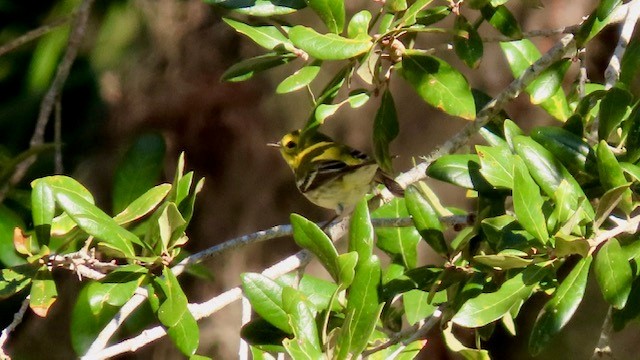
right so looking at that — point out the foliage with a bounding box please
[0,0,639,359]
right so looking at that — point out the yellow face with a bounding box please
[277,130,302,169]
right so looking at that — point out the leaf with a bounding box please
[529,255,592,355]
[596,140,632,214]
[288,26,372,60]
[30,267,58,317]
[453,15,483,68]
[113,184,171,225]
[403,289,437,325]
[427,154,491,192]
[112,133,166,215]
[221,52,296,82]
[576,5,618,46]
[625,103,640,163]
[0,207,27,266]
[348,10,372,38]
[481,5,522,37]
[598,87,632,141]
[276,63,321,94]
[222,18,292,50]
[0,266,33,299]
[620,38,640,86]
[307,0,345,34]
[452,265,546,328]
[400,53,476,120]
[349,199,374,261]
[241,273,291,333]
[395,0,434,26]
[281,287,322,357]
[595,238,632,309]
[596,0,622,20]
[157,267,190,328]
[405,185,448,256]
[167,309,199,356]
[512,156,548,244]
[476,145,514,189]
[443,323,490,360]
[373,198,421,269]
[336,256,383,358]
[207,0,306,16]
[594,184,631,230]
[298,275,340,311]
[31,179,54,246]
[500,40,570,120]
[530,126,596,179]
[415,6,451,26]
[373,89,399,174]
[337,252,358,290]
[473,252,532,270]
[70,285,120,355]
[291,213,339,280]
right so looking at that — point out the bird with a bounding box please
[269,129,404,215]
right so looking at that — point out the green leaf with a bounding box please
[289,26,372,60]
[157,202,187,251]
[336,256,383,358]
[481,5,522,38]
[403,289,438,325]
[221,52,295,82]
[157,267,190,328]
[530,126,596,179]
[473,252,532,270]
[281,287,322,357]
[298,275,340,311]
[0,266,33,299]
[529,255,592,355]
[500,40,570,120]
[596,140,632,214]
[620,162,640,182]
[443,323,490,359]
[595,238,632,309]
[513,156,548,244]
[276,63,321,94]
[241,273,291,333]
[112,133,166,214]
[395,0,433,26]
[504,119,524,151]
[452,265,546,328]
[576,5,618,46]
[598,88,632,141]
[0,206,26,266]
[31,180,54,246]
[620,38,640,86]
[415,6,451,26]
[594,184,631,230]
[291,213,339,280]
[453,15,483,68]
[113,184,171,225]
[426,154,480,189]
[71,285,120,355]
[52,186,140,257]
[222,18,292,50]
[385,0,407,12]
[349,199,374,261]
[307,0,345,34]
[476,145,514,189]
[207,0,306,16]
[625,103,640,163]
[400,53,476,120]
[348,10,372,38]
[167,309,199,356]
[30,267,58,317]
[337,252,358,290]
[596,0,622,20]
[404,185,448,256]
[373,198,421,269]
[87,265,147,314]
[373,89,399,174]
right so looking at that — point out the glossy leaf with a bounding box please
[281,287,322,357]
[241,273,291,333]
[594,184,631,230]
[626,103,640,163]
[157,267,190,328]
[373,89,399,174]
[476,145,514,189]
[453,15,483,68]
[415,6,451,26]
[208,0,306,16]
[596,140,632,214]
[167,309,199,356]
[529,255,592,355]
[289,26,371,60]
[0,207,26,266]
[528,60,570,105]
[405,185,448,256]
[373,198,421,268]
[291,213,339,280]
[31,180,54,246]
[403,289,437,325]
[504,119,524,151]
[337,252,358,290]
[396,0,433,26]
[349,199,374,261]
[348,10,372,38]
[222,18,291,50]
[112,133,166,214]
[481,5,522,37]
[400,53,475,120]
[30,267,57,317]
[452,266,546,328]
[0,266,33,299]
[87,265,147,314]
[221,52,295,82]
[71,286,120,355]
[443,323,490,359]
[473,252,532,270]
[276,63,321,94]
[620,38,640,86]
[307,0,344,34]
[595,238,632,309]
[620,162,640,182]
[513,157,548,243]
[298,275,340,311]
[576,5,618,46]
[598,88,632,141]
[530,126,595,179]
[113,184,171,225]
[596,0,622,20]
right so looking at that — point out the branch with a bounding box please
[0,0,95,202]
[0,296,30,359]
[591,307,614,359]
[589,214,640,250]
[0,17,71,58]
[604,0,640,89]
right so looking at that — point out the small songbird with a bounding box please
[269,129,404,215]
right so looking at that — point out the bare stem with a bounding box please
[0,17,71,57]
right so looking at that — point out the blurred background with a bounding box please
[0,0,639,358]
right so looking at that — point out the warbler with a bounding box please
[269,129,404,214]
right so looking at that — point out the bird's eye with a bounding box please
[285,141,296,149]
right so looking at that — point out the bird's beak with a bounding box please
[267,142,281,148]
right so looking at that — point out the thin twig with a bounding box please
[604,0,640,89]
[54,97,63,174]
[591,307,614,359]
[589,214,640,250]
[0,0,95,202]
[0,296,31,359]
[0,17,71,58]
